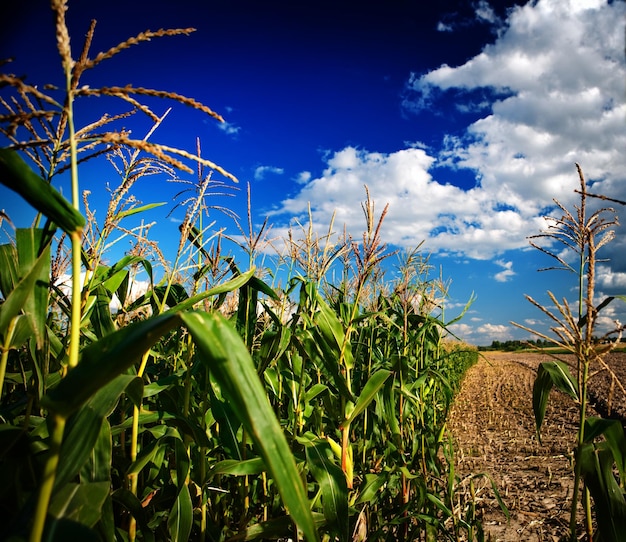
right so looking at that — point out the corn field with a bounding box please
[0,3,485,541]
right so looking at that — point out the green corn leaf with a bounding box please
[584,416,626,481]
[55,375,142,489]
[48,481,110,527]
[532,361,578,443]
[298,328,353,402]
[126,435,166,477]
[0,148,85,236]
[80,418,113,484]
[7,314,33,350]
[0,241,50,345]
[381,378,402,442]
[579,442,626,542]
[356,473,386,505]
[305,383,329,402]
[16,228,50,349]
[42,312,179,418]
[111,489,155,542]
[342,369,392,427]
[210,458,265,476]
[166,267,256,312]
[298,434,349,542]
[88,284,116,339]
[115,201,166,220]
[0,243,18,299]
[314,293,354,370]
[210,388,243,460]
[181,311,318,542]
[167,483,193,542]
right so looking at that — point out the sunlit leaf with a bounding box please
[42,313,179,417]
[532,361,578,442]
[0,148,85,235]
[342,370,391,427]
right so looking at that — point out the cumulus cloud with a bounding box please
[448,321,514,345]
[493,259,515,282]
[597,265,626,292]
[254,165,284,180]
[272,0,625,264]
[271,145,546,259]
[406,0,626,211]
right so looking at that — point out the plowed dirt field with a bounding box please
[447,351,626,541]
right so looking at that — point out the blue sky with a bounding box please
[1,0,625,345]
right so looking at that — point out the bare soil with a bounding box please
[447,351,626,541]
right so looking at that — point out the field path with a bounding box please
[447,352,587,541]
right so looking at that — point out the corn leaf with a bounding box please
[167,267,256,312]
[0,148,85,236]
[80,418,113,484]
[181,311,318,541]
[298,434,349,542]
[115,201,166,220]
[16,228,50,349]
[579,442,626,542]
[0,241,50,344]
[342,369,391,427]
[0,243,18,299]
[210,458,265,476]
[532,361,578,442]
[55,375,142,489]
[168,483,193,542]
[42,312,179,418]
[48,481,110,527]
[584,416,626,482]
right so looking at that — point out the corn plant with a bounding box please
[513,164,626,542]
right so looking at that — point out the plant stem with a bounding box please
[29,414,66,542]
[128,349,151,541]
[68,232,82,369]
[0,316,17,400]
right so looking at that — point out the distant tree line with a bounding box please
[479,337,626,351]
[478,339,558,351]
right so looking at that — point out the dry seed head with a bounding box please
[84,28,196,71]
[75,85,224,123]
[51,0,73,73]
[96,133,238,182]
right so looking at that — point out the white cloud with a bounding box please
[272,145,546,259]
[473,0,498,24]
[597,265,626,291]
[405,0,626,211]
[218,120,241,136]
[272,0,625,264]
[448,321,514,345]
[254,165,284,180]
[493,259,515,282]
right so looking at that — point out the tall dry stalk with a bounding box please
[513,164,625,541]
